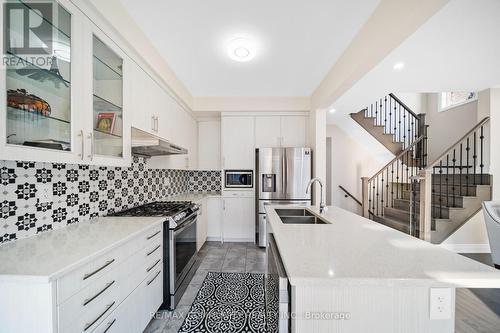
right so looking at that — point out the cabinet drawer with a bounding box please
[57,246,124,304]
[58,267,122,333]
[91,296,132,333]
[136,267,163,331]
[59,278,121,333]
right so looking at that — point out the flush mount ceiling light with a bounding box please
[227,37,256,62]
[329,108,336,114]
[393,61,405,71]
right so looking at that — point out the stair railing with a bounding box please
[361,135,427,236]
[339,185,362,206]
[363,93,426,151]
[414,117,491,241]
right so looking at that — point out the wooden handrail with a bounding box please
[368,135,426,182]
[425,117,490,169]
[338,185,362,206]
[389,93,420,119]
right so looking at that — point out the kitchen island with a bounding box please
[265,205,500,333]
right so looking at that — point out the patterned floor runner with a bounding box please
[178,272,267,333]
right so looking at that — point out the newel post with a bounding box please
[418,169,432,241]
[361,177,369,218]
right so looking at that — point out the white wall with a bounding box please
[327,125,387,214]
[440,210,490,253]
[424,93,478,163]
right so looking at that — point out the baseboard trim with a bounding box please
[206,237,254,243]
[439,243,491,253]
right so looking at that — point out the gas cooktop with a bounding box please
[110,201,195,217]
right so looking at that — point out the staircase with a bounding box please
[357,94,492,244]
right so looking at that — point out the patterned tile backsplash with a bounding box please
[0,157,221,244]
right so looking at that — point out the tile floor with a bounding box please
[143,241,266,333]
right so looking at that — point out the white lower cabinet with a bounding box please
[197,198,208,251]
[207,196,223,242]
[222,192,255,242]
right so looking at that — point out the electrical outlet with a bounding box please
[430,288,452,319]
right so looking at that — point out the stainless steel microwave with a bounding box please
[225,170,253,188]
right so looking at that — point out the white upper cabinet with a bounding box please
[128,63,159,135]
[254,115,308,148]
[198,119,221,170]
[281,115,308,147]
[221,116,255,169]
[255,116,282,148]
[0,0,131,166]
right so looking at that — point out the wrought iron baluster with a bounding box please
[473,131,477,185]
[452,149,456,207]
[480,125,484,184]
[459,143,463,196]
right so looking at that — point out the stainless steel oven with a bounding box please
[167,209,199,310]
[225,170,253,188]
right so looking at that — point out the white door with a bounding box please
[255,116,281,148]
[222,196,255,242]
[281,116,307,147]
[221,116,255,169]
[206,196,222,242]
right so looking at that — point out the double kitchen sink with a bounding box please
[275,208,329,225]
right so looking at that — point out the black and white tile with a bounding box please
[0,157,221,244]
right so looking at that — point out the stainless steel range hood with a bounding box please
[131,128,187,157]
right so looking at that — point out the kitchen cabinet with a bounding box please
[207,196,222,242]
[255,115,308,148]
[255,116,282,147]
[222,192,255,242]
[281,115,307,147]
[0,0,81,164]
[0,0,131,166]
[198,119,221,170]
[197,198,208,251]
[221,116,255,169]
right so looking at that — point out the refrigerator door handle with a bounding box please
[281,151,286,197]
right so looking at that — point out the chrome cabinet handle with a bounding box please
[83,280,115,306]
[147,230,160,240]
[83,259,115,280]
[151,115,155,131]
[88,132,94,161]
[146,259,161,273]
[78,130,85,160]
[147,270,161,286]
[102,319,116,333]
[146,244,161,256]
[84,301,115,331]
[155,116,159,132]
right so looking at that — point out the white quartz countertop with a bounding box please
[0,217,164,282]
[266,205,500,288]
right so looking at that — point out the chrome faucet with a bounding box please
[306,177,327,213]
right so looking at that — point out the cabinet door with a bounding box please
[0,0,83,164]
[198,120,221,170]
[255,116,281,148]
[207,197,222,241]
[197,198,208,251]
[281,116,307,147]
[128,64,155,134]
[221,116,255,169]
[87,26,131,167]
[222,196,255,242]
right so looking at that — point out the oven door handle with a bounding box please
[173,216,197,236]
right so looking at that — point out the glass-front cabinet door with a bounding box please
[1,0,81,162]
[92,35,123,159]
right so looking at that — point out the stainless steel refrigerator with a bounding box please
[256,147,312,247]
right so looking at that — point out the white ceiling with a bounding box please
[328,0,500,124]
[118,0,379,97]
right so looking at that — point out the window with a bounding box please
[440,92,477,111]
